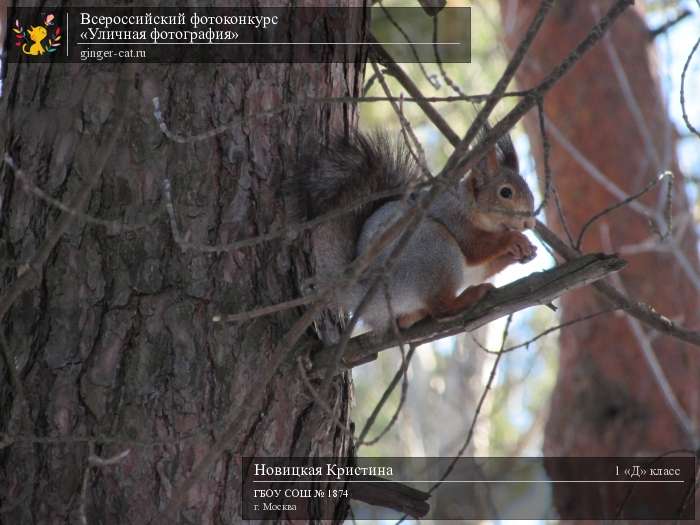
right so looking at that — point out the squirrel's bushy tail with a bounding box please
[308,131,423,226]
[292,131,423,308]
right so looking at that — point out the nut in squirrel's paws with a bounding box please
[507,232,537,263]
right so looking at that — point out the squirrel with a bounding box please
[298,129,537,334]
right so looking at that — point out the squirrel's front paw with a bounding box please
[507,232,537,263]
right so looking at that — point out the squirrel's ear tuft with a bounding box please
[484,146,500,176]
[468,170,481,197]
[470,165,487,195]
[496,133,519,173]
[471,145,498,192]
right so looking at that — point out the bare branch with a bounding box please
[296,357,354,440]
[372,10,699,350]
[551,185,576,247]
[443,0,556,181]
[599,6,664,171]
[212,295,319,323]
[357,344,415,447]
[534,97,553,216]
[535,221,700,347]
[377,1,439,89]
[80,445,131,525]
[450,0,634,178]
[87,448,131,467]
[396,315,514,524]
[680,34,700,139]
[432,315,513,486]
[351,477,430,518]
[369,60,430,177]
[474,307,619,355]
[370,39,460,145]
[318,253,627,369]
[431,15,467,98]
[649,9,692,39]
[3,154,164,234]
[152,96,296,144]
[600,224,698,448]
[576,171,672,250]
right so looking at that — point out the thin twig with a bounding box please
[649,9,692,39]
[377,1,440,89]
[576,171,672,250]
[534,96,552,215]
[551,185,576,247]
[443,314,512,465]
[357,345,416,447]
[600,224,699,449]
[297,357,354,440]
[159,177,433,255]
[395,314,513,525]
[547,116,700,290]
[87,448,131,467]
[370,60,431,178]
[356,281,413,448]
[431,15,467,98]
[3,154,165,234]
[661,171,674,241]
[535,221,700,347]
[79,445,131,525]
[443,0,556,182]
[451,0,634,178]
[211,295,320,323]
[679,35,700,139]
[152,96,295,144]
[473,307,619,355]
[370,38,461,145]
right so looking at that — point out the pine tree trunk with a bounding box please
[500,0,700,519]
[0,4,367,523]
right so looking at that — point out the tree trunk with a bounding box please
[500,0,700,519]
[0,4,367,523]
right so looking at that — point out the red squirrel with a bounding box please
[301,130,537,333]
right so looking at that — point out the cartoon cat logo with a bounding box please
[24,25,48,55]
[13,14,61,57]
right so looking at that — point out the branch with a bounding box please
[351,477,430,518]
[318,253,626,369]
[576,171,672,249]
[649,9,692,39]
[535,221,700,347]
[370,36,460,145]
[445,0,633,181]
[417,0,445,17]
[680,33,700,140]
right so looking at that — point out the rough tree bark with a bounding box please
[500,0,700,519]
[0,3,367,523]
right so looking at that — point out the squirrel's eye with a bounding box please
[499,186,513,199]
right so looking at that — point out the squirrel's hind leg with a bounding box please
[428,282,495,319]
[396,309,429,329]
